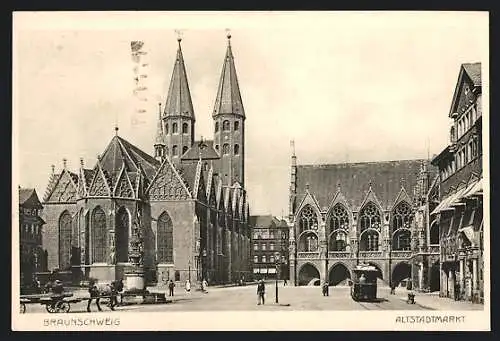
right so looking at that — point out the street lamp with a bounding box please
[274,251,280,303]
[188,259,191,282]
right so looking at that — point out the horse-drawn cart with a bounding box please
[20,292,81,313]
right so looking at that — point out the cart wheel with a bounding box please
[46,303,57,313]
[20,303,26,314]
[56,301,70,313]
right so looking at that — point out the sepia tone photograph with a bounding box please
[12,11,489,330]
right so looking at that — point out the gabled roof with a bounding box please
[19,188,43,208]
[99,135,160,185]
[212,35,245,118]
[463,63,482,87]
[295,159,434,211]
[178,162,200,197]
[163,39,195,120]
[181,140,220,161]
[249,215,280,228]
[449,62,481,117]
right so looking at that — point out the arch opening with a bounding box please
[298,263,320,286]
[430,222,440,245]
[392,262,411,288]
[430,261,440,292]
[115,207,130,263]
[366,262,383,279]
[298,231,319,252]
[329,263,351,286]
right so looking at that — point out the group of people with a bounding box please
[166,278,209,297]
[87,279,124,312]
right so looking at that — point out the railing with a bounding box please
[328,251,352,259]
[390,251,413,259]
[297,252,320,259]
[429,245,440,254]
[358,251,383,258]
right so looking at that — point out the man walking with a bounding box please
[168,280,175,297]
[257,279,265,305]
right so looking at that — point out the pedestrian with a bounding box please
[283,278,287,286]
[168,279,175,297]
[52,280,64,295]
[322,281,329,297]
[257,279,265,305]
[202,278,208,293]
[185,279,191,294]
[87,280,102,312]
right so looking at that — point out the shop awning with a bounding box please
[458,225,475,243]
[253,268,260,274]
[464,178,483,198]
[430,193,455,215]
[449,186,469,207]
[268,268,277,274]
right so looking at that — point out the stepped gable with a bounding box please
[295,159,436,211]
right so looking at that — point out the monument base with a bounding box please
[124,271,146,293]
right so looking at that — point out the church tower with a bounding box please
[154,103,166,162]
[161,37,195,165]
[212,33,246,186]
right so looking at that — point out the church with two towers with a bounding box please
[40,33,251,286]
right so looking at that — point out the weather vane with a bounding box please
[175,29,183,42]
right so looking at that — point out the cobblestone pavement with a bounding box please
[20,283,483,314]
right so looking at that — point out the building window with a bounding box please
[91,207,106,264]
[262,243,266,251]
[157,211,174,263]
[215,145,219,152]
[175,271,180,281]
[165,123,169,134]
[253,232,259,239]
[269,231,275,239]
[330,231,348,251]
[172,145,178,156]
[359,202,382,232]
[222,144,230,155]
[270,256,275,263]
[392,202,412,251]
[254,255,258,263]
[172,122,178,134]
[58,211,72,270]
[270,243,275,251]
[253,243,258,250]
[223,120,230,131]
[182,122,188,134]
[234,121,240,131]
[262,255,267,263]
[328,204,349,237]
[234,144,240,155]
[115,207,130,263]
[215,122,219,132]
[182,146,188,155]
[299,205,318,233]
[366,232,379,251]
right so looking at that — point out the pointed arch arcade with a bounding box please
[157,211,174,263]
[327,203,349,251]
[297,205,319,252]
[359,202,381,251]
[58,211,72,270]
[391,201,412,251]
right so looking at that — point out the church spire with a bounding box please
[155,102,165,145]
[212,32,245,118]
[163,36,195,119]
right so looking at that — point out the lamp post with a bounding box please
[188,259,191,282]
[274,251,280,303]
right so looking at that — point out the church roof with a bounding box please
[178,162,200,196]
[295,159,435,211]
[99,135,160,184]
[181,140,220,161]
[163,39,195,119]
[19,188,43,208]
[249,215,280,228]
[212,35,245,118]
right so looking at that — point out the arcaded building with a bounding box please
[40,34,251,286]
[287,143,438,288]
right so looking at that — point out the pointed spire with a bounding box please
[62,158,67,170]
[155,102,166,146]
[212,31,245,118]
[114,125,119,136]
[163,35,195,119]
[80,158,84,168]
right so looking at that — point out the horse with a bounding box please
[87,281,122,312]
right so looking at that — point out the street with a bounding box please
[22,283,435,313]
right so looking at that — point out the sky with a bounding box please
[13,11,488,217]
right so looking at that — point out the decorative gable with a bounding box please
[45,170,78,203]
[391,186,413,210]
[147,157,191,201]
[327,186,351,213]
[77,169,88,198]
[88,163,112,197]
[295,191,322,221]
[113,164,135,199]
[358,186,384,212]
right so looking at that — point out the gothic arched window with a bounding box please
[234,121,240,131]
[165,123,169,134]
[215,122,219,132]
[115,207,129,263]
[182,146,188,155]
[58,211,72,270]
[182,122,188,134]
[359,202,381,232]
[430,222,439,245]
[172,145,178,156]
[222,144,230,155]
[328,204,349,232]
[298,205,318,234]
[234,144,240,155]
[172,122,178,134]
[157,211,173,263]
[391,202,412,251]
[330,230,348,251]
[91,207,106,263]
[223,120,230,131]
